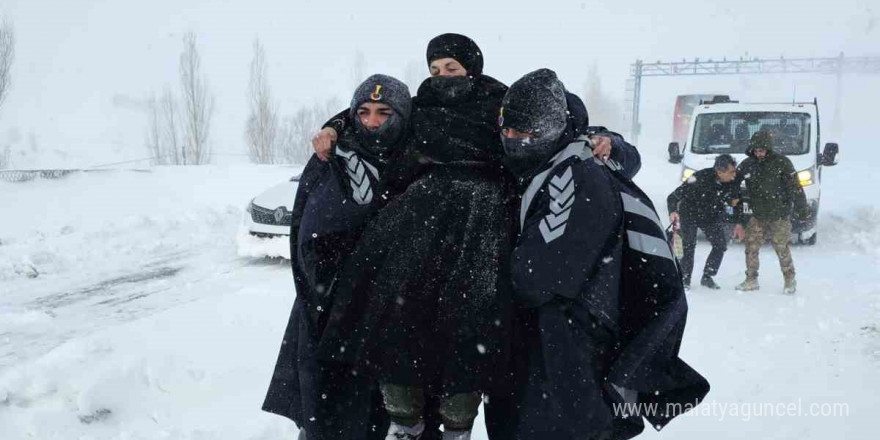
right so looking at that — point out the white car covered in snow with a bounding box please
[236,174,299,258]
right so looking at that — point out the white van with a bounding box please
[667,99,840,245]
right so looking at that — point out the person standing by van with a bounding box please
[734,130,809,294]
[667,154,739,290]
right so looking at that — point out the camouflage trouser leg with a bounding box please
[745,218,795,281]
[744,218,764,280]
[767,219,795,281]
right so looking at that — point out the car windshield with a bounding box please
[691,112,811,155]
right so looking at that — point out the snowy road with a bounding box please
[1,166,300,370]
[1,159,877,439]
[1,244,275,370]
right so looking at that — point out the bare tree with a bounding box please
[277,97,341,164]
[179,32,214,165]
[144,86,185,166]
[145,94,163,165]
[0,145,10,169]
[276,116,298,164]
[581,61,623,129]
[161,86,182,165]
[245,39,279,164]
[351,50,366,90]
[278,109,316,164]
[0,17,14,115]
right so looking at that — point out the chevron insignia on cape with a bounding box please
[336,149,375,205]
[539,166,575,243]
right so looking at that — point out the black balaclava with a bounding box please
[349,74,412,158]
[424,33,483,104]
[498,69,569,177]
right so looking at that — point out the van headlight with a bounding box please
[797,169,814,186]
[681,168,696,182]
[245,198,255,213]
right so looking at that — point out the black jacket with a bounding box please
[487,138,709,440]
[667,167,738,224]
[262,135,399,439]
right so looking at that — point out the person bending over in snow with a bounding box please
[487,69,709,440]
[262,74,412,440]
[667,154,740,290]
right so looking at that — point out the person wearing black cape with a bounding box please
[312,33,514,440]
[309,34,641,440]
[306,34,514,439]
[488,68,709,440]
[261,74,412,440]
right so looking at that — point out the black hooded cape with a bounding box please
[486,139,709,440]
[316,74,518,396]
[262,131,400,440]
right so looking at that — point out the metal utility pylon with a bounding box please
[626,53,880,144]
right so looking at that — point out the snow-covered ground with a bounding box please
[1,140,878,439]
[0,165,305,439]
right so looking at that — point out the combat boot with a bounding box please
[735,277,760,291]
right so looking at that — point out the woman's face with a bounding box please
[429,58,467,77]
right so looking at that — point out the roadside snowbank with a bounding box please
[1,265,297,440]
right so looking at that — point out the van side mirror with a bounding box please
[668,142,683,164]
[821,143,839,166]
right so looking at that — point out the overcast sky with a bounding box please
[1,0,877,167]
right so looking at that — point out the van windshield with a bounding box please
[691,112,811,155]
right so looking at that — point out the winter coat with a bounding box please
[736,148,808,223]
[667,167,738,224]
[262,132,399,440]
[486,138,709,440]
[316,74,517,396]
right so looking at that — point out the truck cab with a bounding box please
[668,99,840,245]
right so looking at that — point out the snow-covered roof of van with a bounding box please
[693,102,817,115]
